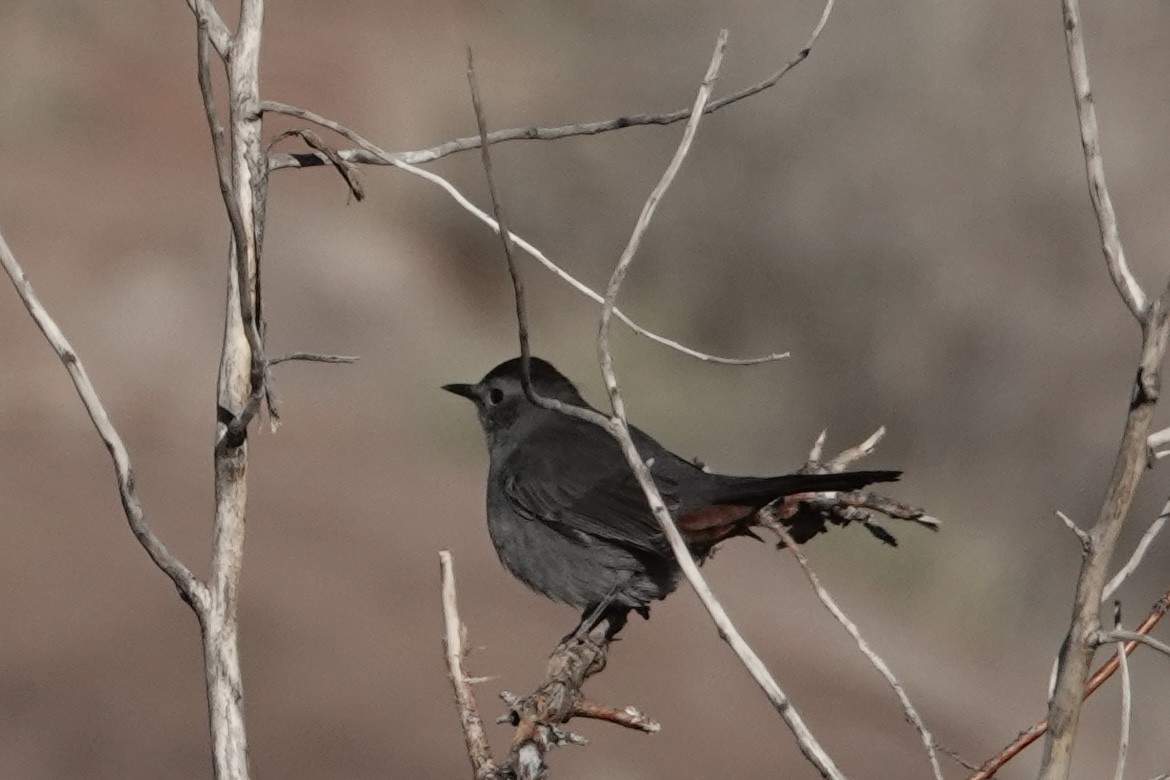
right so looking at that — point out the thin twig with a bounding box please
[197,23,232,207]
[465,51,659,779]
[473,29,844,778]
[0,230,206,608]
[935,743,981,772]
[1057,509,1092,555]
[268,0,836,169]
[571,701,660,733]
[822,426,885,472]
[268,128,364,201]
[807,429,828,462]
[1097,629,1170,660]
[466,50,533,393]
[262,101,786,367]
[1148,425,1170,455]
[591,31,845,780]
[267,352,359,366]
[439,552,500,780]
[1112,603,1131,780]
[1061,0,1146,319]
[1103,500,1169,600]
[762,517,944,780]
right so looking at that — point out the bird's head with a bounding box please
[442,356,587,444]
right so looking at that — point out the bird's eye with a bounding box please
[487,387,505,406]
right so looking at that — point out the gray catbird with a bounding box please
[444,357,900,634]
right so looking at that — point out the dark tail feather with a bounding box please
[709,469,900,507]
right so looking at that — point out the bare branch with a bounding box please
[789,431,940,542]
[267,352,359,366]
[970,588,1170,780]
[186,0,269,774]
[1111,604,1131,780]
[269,0,836,169]
[1141,428,1170,458]
[264,101,783,367]
[439,552,501,780]
[185,0,231,56]
[1103,499,1168,600]
[1097,629,1170,660]
[196,23,232,205]
[571,700,660,733]
[821,426,885,471]
[463,50,660,779]
[590,32,846,780]
[807,429,828,462]
[496,619,652,776]
[0,229,206,609]
[1040,3,1170,777]
[1061,0,1147,319]
[762,517,943,780]
[1057,509,1092,555]
[466,50,533,389]
[268,128,364,201]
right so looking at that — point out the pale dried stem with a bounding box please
[190,0,270,776]
[764,518,943,780]
[1103,501,1168,600]
[268,0,836,169]
[267,352,359,366]
[185,0,230,55]
[1057,509,1091,554]
[1111,606,1131,780]
[591,31,845,780]
[1097,629,1170,660]
[1040,2,1170,777]
[823,426,885,471]
[464,51,658,779]
[1148,425,1170,455]
[439,552,500,780]
[1061,0,1146,319]
[262,101,786,367]
[0,230,206,608]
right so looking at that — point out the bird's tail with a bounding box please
[708,469,901,507]
[676,469,902,554]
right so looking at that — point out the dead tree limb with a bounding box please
[1039,3,1170,778]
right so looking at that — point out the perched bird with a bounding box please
[444,357,900,634]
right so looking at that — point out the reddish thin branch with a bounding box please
[970,588,1170,780]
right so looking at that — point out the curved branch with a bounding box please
[1061,0,1146,319]
[1040,3,1170,777]
[0,230,206,608]
[764,518,943,780]
[591,31,846,780]
[268,0,836,169]
[262,101,785,366]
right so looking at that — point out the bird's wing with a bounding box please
[499,423,679,554]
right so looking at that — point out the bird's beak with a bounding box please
[441,383,478,401]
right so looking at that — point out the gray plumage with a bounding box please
[444,357,900,623]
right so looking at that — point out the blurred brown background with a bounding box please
[2,1,1169,778]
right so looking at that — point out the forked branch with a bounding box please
[1039,3,1170,778]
